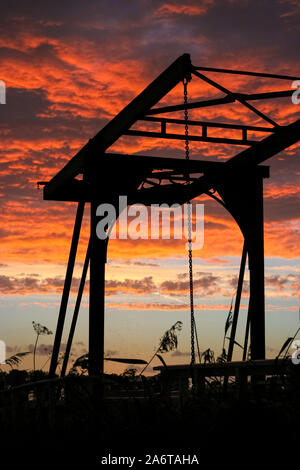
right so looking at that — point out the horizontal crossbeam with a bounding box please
[153,358,289,377]
[44,154,232,202]
[193,65,300,81]
[146,90,294,116]
[141,116,275,133]
[124,129,255,146]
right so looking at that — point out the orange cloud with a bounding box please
[155,2,214,17]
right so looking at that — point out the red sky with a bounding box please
[0,0,299,374]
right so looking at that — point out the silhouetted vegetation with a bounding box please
[32,321,52,370]
[1,318,300,466]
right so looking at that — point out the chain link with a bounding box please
[183,78,195,367]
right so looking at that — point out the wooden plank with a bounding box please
[153,358,289,377]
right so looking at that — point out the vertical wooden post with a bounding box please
[89,200,107,376]
[215,167,267,364]
[247,174,265,360]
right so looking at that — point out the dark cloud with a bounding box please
[265,274,300,297]
[106,276,156,295]
[131,261,160,267]
[0,227,23,238]
[0,87,107,142]
[0,273,158,296]
[160,273,220,295]
[1,270,298,299]
[266,274,289,290]
[0,272,231,298]
[26,342,87,357]
[265,195,300,223]
[27,343,53,355]
[6,345,27,354]
[0,274,82,295]
[105,349,118,356]
[0,87,49,125]
[229,275,249,294]
[177,272,188,280]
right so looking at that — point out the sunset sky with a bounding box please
[0,0,299,375]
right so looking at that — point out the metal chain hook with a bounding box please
[183,78,195,367]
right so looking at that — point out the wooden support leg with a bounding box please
[228,241,247,361]
[61,241,90,377]
[49,202,85,377]
[224,241,247,391]
[243,308,251,361]
[89,200,107,376]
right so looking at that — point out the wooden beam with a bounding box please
[227,119,300,166]
[227,242,247,363]
[44,153,228,201]
[147,96,234,115]
[146,90,294,116]
[153,358,288,377]
[89,201,106,376]
[61,240,90,377]
[124,129,255,146]
[44,54,192,199]
[44,156,270,204]
[141,116,276,133]
[94,152,227,172]
[182,119,300,202]
[193,65,300,81]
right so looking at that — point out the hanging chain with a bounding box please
[184,80,190,164]
[184,78,195,367]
